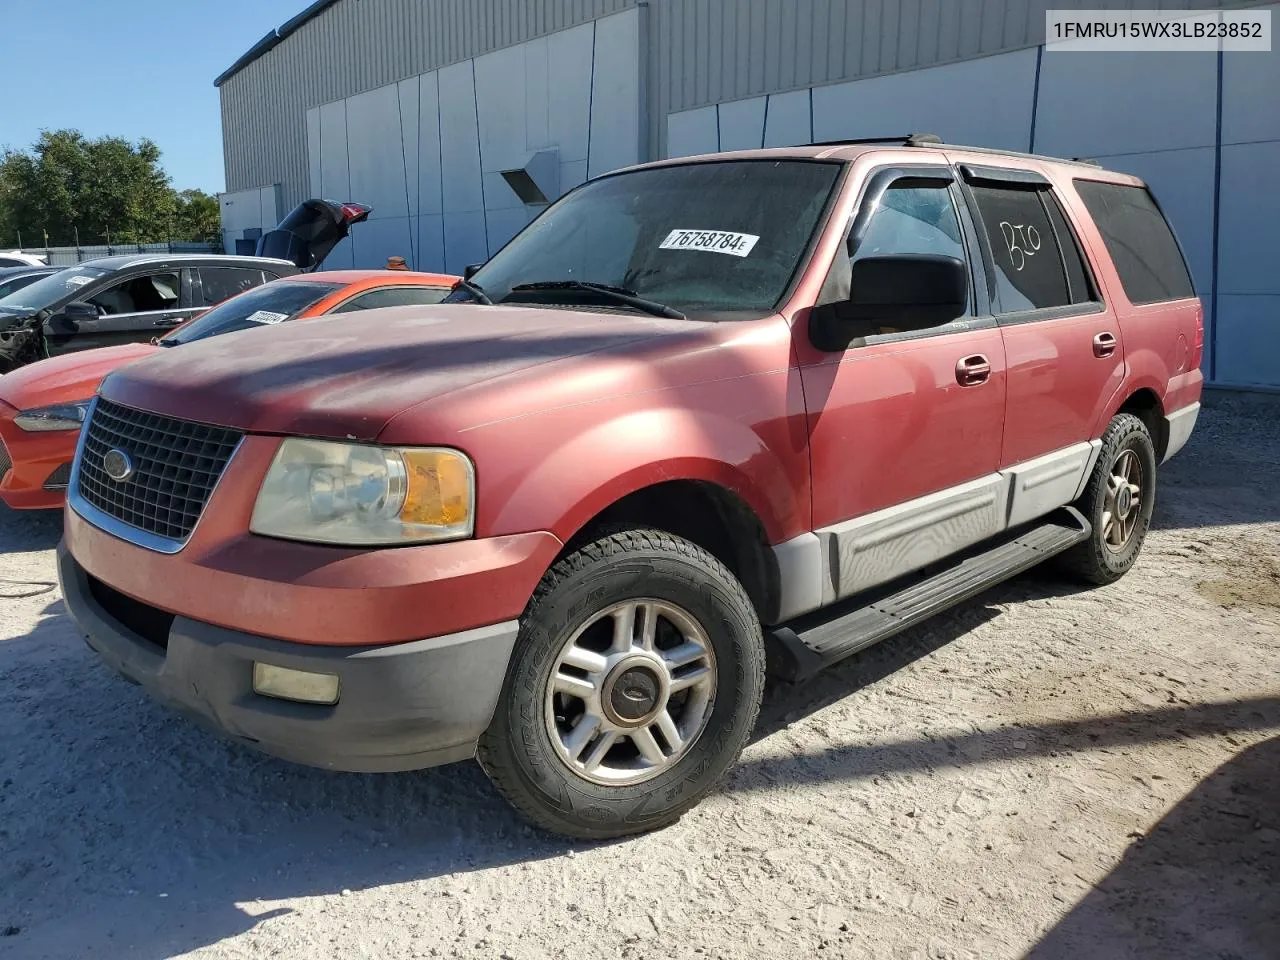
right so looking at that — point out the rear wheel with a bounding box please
[1060,413,1157,585]
[477,529,765,839]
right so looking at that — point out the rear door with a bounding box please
[958,165,1123,481]
[196,266,269,308]
[43,268,200,355]
[795,164,1009,601]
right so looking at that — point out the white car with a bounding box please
[0,251,49,268]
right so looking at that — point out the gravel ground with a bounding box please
[1,393,1277,960]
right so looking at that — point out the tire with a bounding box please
[1059,413,1158,585]
[477,528,765,840]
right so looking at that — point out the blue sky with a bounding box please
[2,0,307,193]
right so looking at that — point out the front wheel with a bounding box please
[1059,412,1158,585]
[477,529,765,839]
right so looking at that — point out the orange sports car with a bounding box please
[0,269,458,509]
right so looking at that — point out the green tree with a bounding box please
[173,188,222,244]
[0,129,217,247]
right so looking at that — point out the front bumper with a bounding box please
[59,545,520,772]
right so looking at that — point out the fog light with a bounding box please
[252,662,340,705]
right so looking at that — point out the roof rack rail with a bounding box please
[907,139,1110,170]
[809,132,943,148]
[808,135,1109,171]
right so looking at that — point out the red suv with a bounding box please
[58,139,1202,839]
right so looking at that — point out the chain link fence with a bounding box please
[3,240,221,266]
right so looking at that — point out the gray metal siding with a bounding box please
[646,0,1263,154]
[220,0,635,207]
[221,0,1267,205]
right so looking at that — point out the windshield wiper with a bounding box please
[153,337,179,347]
[452,277,492,305]
[507,280,686,320]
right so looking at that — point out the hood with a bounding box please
[99,305,697,440]
[0,342,158,409]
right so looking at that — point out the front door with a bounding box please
[44,269,201,355]
[795,168,1008,602]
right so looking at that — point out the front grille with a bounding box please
[43,461,72,490]
[0,439,10,483]
[87,574,174,650]
[78,398,243,542]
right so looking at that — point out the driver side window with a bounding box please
[853,185,965,263]
[819,183,967,322]
[88,272,180,315]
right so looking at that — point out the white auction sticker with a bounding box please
[246,310,289,325]
[66,275,93,287]
[659,229,760,258]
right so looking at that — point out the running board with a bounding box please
[768,507,1091,681]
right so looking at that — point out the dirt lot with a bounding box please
[1,393,1277,960]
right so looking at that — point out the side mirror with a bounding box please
[809,254,968,352]
[463,262,484,281]
[61,301,100,326]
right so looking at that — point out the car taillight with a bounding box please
[340,202,371,224]
[1191,304,1204,369]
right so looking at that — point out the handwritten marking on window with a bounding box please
[999,222,1041,271]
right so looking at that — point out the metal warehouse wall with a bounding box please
[647,0,1262,155]
[220,0,637,209]
[221,0,1262,207]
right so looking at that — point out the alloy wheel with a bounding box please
[544,599,717,786]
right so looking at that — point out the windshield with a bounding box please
[0,266,106,313]
[163,280,342,345]
[467,160,843,318]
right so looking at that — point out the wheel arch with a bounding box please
[1112,386,1168,461]
[557,477,783,625]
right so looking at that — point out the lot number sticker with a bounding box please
[246,310,289,325]
[66,275,93,287]
[659,229,760,258]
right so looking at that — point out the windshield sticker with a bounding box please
[246,310,289,325]
[65,275,93,287]
[659,229,760,258]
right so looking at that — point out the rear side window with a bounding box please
[1074,180,1194,304]
[201,267,265,305]
[329,286,452,313]
[970,185,1092,313]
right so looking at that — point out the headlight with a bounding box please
[14,400,92,432]
[250,438,475,546]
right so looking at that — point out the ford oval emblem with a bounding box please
[102,448,134,482]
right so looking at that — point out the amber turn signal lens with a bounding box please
[399,449,473,527]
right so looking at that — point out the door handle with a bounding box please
[955,354,992,386]
[152,316,185,328]
[1093,331,1118,358]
